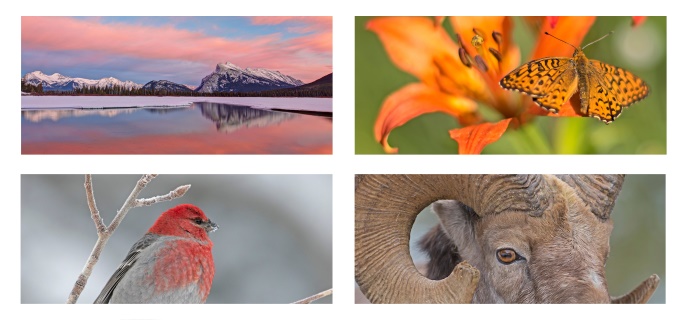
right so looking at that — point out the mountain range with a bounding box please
[22,71,142,91]
[22,62,311,94]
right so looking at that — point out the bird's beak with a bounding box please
[204,220,218,233]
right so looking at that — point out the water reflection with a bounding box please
[21,106,190,123]
[196,102,296,133]
[22,102,331,154]
[22,108,137,122]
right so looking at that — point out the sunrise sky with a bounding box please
[21,16,332,86]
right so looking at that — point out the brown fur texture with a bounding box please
[422,177,613,303]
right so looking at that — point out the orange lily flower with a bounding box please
[369,16,596,154]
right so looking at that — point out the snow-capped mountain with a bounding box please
[196,62,304,93]
[22,71,142,91]
[142,80,192,92]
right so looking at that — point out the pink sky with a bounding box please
[22,17,332,84]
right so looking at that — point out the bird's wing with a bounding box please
[93,233,161,304]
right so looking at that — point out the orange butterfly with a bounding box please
[500,32,649,123]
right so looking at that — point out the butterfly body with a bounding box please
[500,39,649,124]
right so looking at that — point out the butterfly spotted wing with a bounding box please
[500,52,649,123]
[584,60,649,122]
[499,57,579,113]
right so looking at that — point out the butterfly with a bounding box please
[499,32,649,124]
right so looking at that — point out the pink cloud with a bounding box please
[22,17,332,82]
[250,16,331,30]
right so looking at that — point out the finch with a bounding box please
[94,204,217,304]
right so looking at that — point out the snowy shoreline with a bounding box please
[21,96,333,112]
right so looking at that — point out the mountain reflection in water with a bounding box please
[196,102,296,133]
[21,108,137,122]
[21,102,331,154]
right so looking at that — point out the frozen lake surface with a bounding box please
[21,96,332,113]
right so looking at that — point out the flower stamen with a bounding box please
[492,31,503,48]
[488,48,502,62]
[474,55,488,72]
[455,33,464,49]
[458,48,473,67]
[471,34,484,49]
[472,28,485,39]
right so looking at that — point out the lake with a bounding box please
[21,98,332,154]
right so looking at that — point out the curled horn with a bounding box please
[355,174,553,303]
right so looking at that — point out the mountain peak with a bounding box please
[198,62,304,93]
[142,80,192,93]
[24,71,66,82]
[216,62,242,72]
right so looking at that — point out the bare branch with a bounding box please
[135,185,191,207]
[67,174,190,304]
[84,175,105,233]
[291,289,333,304]
[107,174,158,234]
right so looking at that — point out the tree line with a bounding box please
[21,81,332,97]
[21,80,43,93]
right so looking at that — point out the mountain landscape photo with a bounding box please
[21,16,332,155]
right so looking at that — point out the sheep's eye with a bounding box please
[193,218,204,224]
[496,248,520,264]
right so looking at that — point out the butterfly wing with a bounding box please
[586,60,649,123]
[500,57,578,113]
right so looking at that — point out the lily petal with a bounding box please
[449,118,512,154]
[374,83,478,153]
[526,92,582,118]
[547,16,560,29]
[368,17,490,101]
[632,16,647,27]
[531,16,595,59]
[367,17,459,88]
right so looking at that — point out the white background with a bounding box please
[7,0,681,318]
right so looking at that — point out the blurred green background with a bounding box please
[355,17,666,154]
[406,175,665,303]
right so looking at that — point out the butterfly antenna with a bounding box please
[582,31,614,50]
[544,32,579,50]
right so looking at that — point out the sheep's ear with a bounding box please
[432,200,478,245]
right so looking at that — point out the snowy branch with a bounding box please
[67,174,190,304]
[291,288,333,304]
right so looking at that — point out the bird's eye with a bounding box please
[193,218,204,224]
[496,248,521,264]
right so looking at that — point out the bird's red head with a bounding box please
[148,204,217,242]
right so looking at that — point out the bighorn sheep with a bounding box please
[355,174,659,303]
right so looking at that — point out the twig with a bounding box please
[135,185,191,207]
[291,289,333,304]
[85,174,105,233]
[66,174,190,304]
